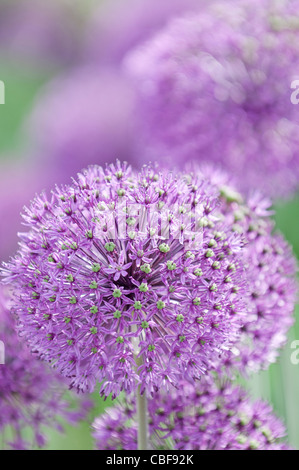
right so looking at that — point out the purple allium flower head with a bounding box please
[28,68,136,184]
[85,0,200,66]
[93,376,290,450]
[93,406,137,451]
[0,287,92,450]
[201,167,298,373]
[125,0,299,197]
[2,162,247,398]
[0,0,78,67]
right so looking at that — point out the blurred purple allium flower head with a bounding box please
[0,287,92,450]
[125,0,299,197]
[28,68,136,184]
[93,376,290,450]
[85,0,200,66]
[2,162,248,398]
[0,161,48,261]
[198,167,298,373]
[0,0,78,67]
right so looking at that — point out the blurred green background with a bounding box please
[0,9,299,450]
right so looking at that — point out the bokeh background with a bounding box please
[0,0,299,450]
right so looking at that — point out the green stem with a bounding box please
[135,355,148,450]
[136,384,148,450]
